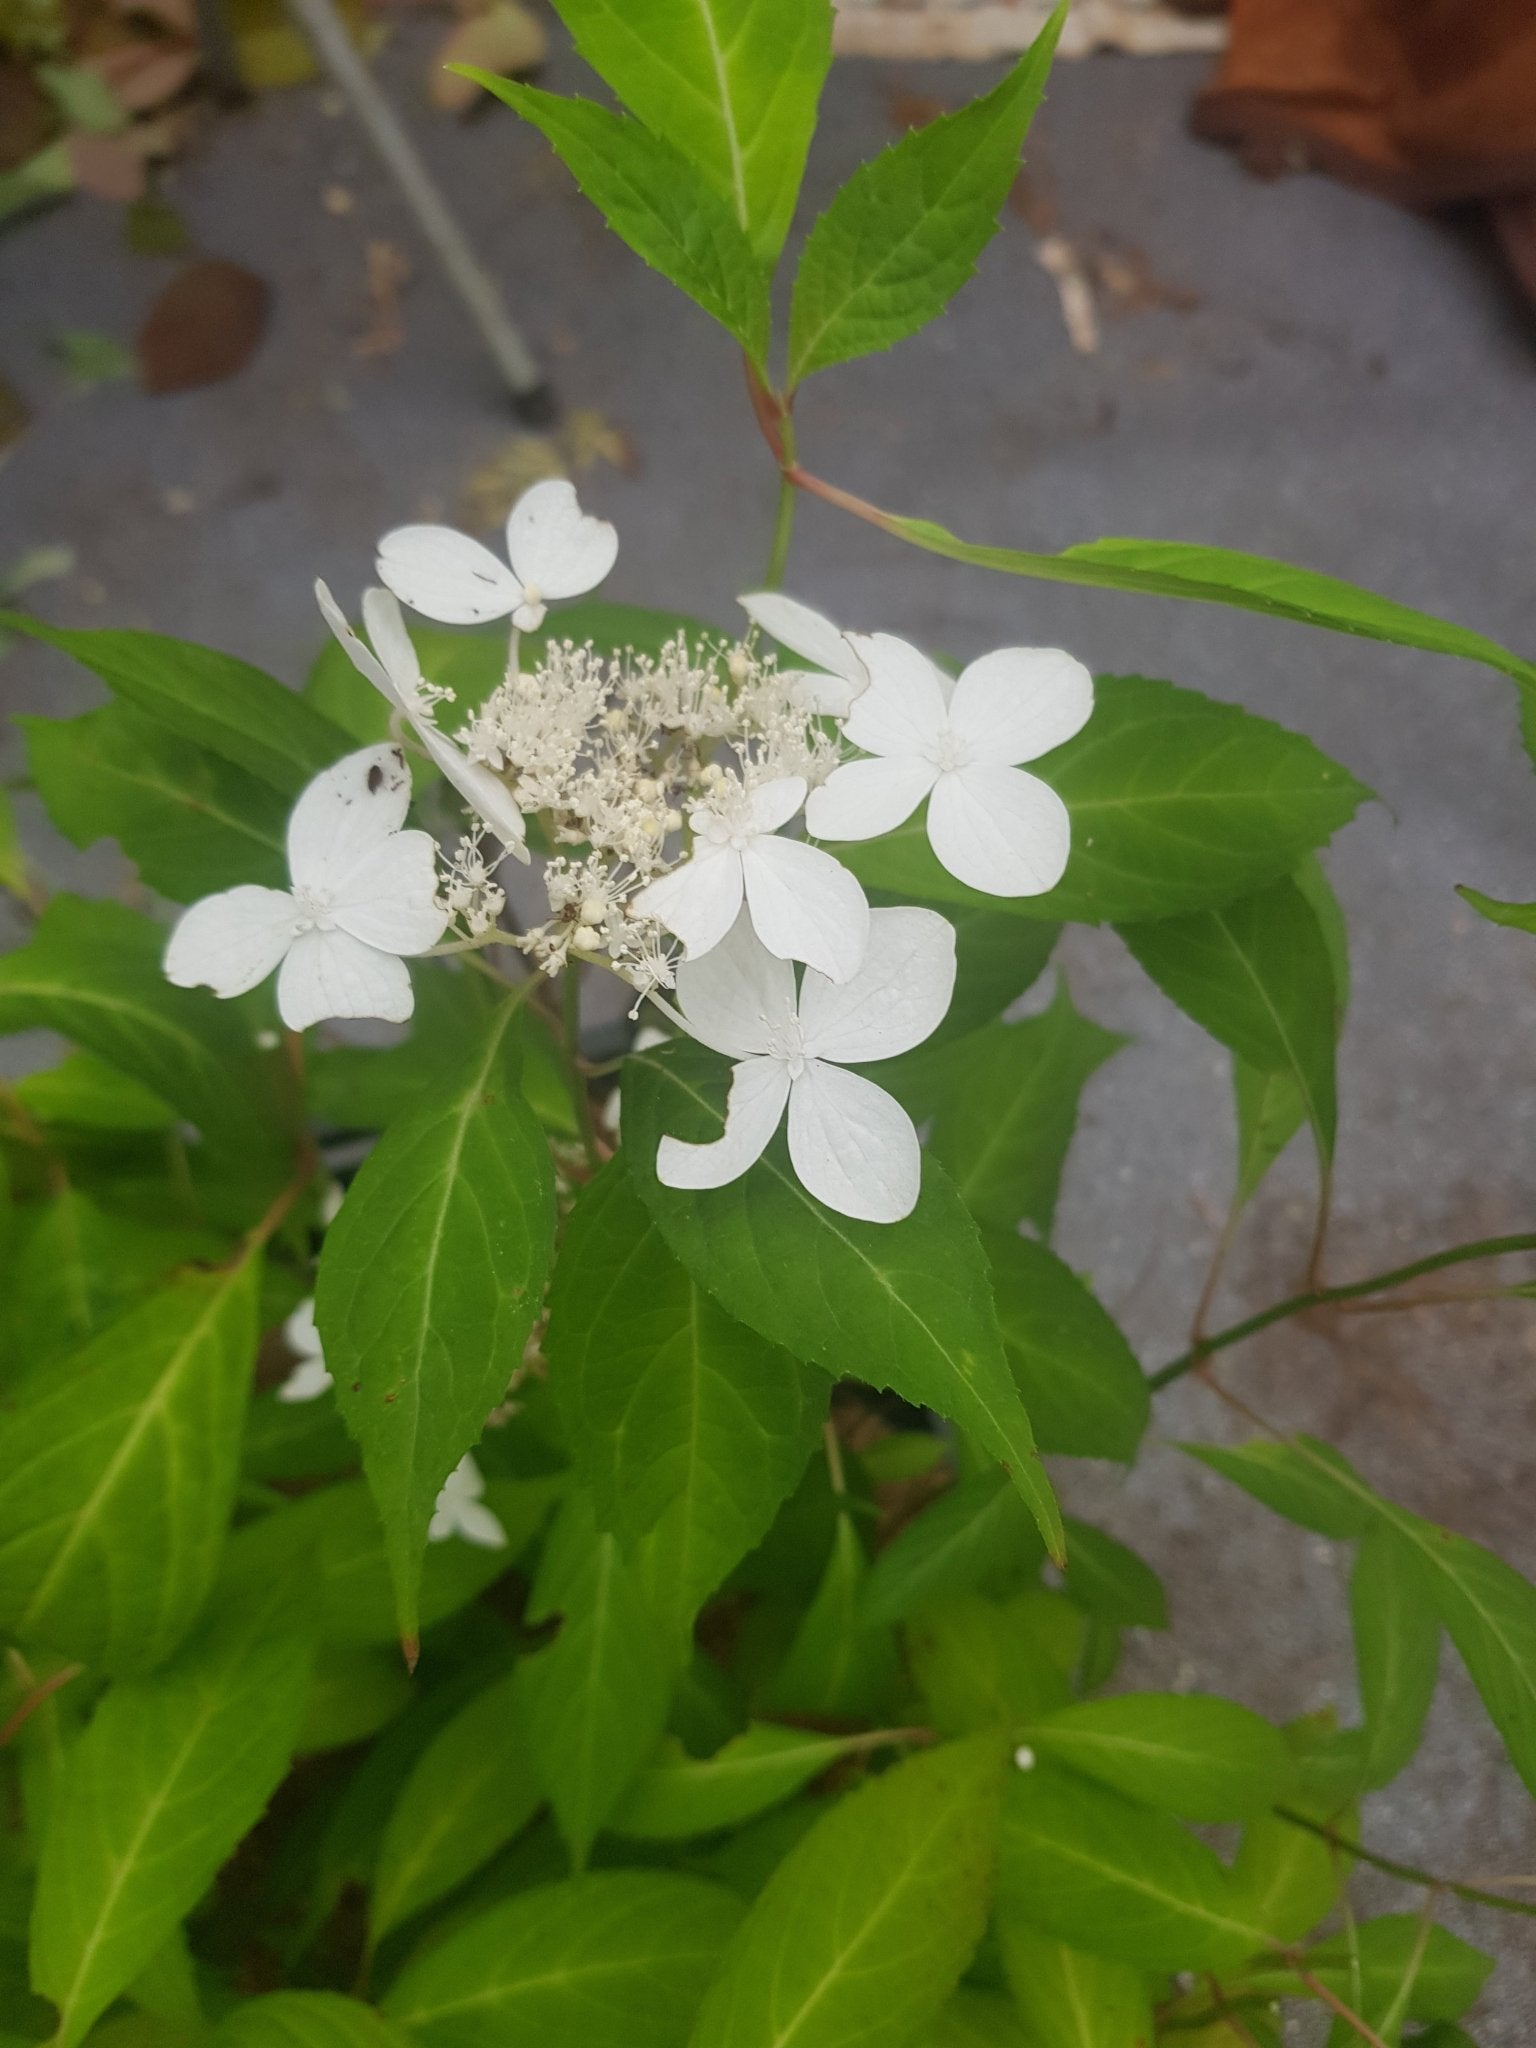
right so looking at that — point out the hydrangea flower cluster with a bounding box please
[165,480,1094,1222]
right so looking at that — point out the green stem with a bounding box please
[562,967,601,1172]
[1272,1807,1536,1919]
[763,411,799,590]
[1150,1231,1536,1390]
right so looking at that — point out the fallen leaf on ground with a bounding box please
[355,239,411,358]
[137,258,269,391]
[432,1,546,112]
[461,406,637,528]
[67,129,146,200]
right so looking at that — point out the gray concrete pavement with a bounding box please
[2,24,1534,2036]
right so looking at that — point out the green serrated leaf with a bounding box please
[621,1038,1062,1560]
[985,1236,1149,1463]
[215,1992,413,2047]
[0,613,348,796]
[546,1159,820,1660]
[0,896,291,1186]
[922,982,1124,1234]
[994,1924,1152,2048]
[841,676,1370,927]
[906,1592,1075,1737]
[548,0,830,261]
[1351,1522,1440,1789]
[0,1259,260,1672]
[23,705,288,900]
[369,1669,542,1945]
[1020,1693,1292,1821]
[383,1871,742,2047]
[997,1762,1262,1972]
[316,994,557,1643]
[1122,869,1340,1163]
[29,1610,313,2048]
[854,519,1536,704]
[689,1735,1007,2048]
[788,9,1064,383]
[1057,1519,1166,1630]
[610,1724,862,1842]
[513,1488,671,1865]
[458,77,770,366]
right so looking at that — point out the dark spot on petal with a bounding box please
[368,764,385,793]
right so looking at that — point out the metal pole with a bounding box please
[284,0,551,417]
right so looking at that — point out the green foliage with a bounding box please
[546,1160,819,1659]
[994,1924,1152,2048]
[1057,1520,1167,1630]
[1458,884,1536,934]
[0,1259,260,1671]
[382,1872,743,2046]
[1351,1522,1441,1788]
[689,1736,1006,2048]
[844,676,1370,925]
[622,1038,1063,1558]
[316,995,557,1643]
[513,1489,671,1864]
[610,1725,863,1841]
[1018,1693,1292,1821]
[458,80,772,366]
[986,1238,1149,1461]
[30,1610,312,2048]
[862,1469,1042,1626]
[216,1994,413,2046]
[787,13,1062,383]
[547,0,831,261]
[23,704,289,900]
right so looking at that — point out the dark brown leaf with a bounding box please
[137,259,269,392]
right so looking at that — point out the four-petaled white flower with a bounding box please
[428,1454,507,1549]
[276,1297,332,1403]
[657,906,956,1223]
[738,591,869,717]
[632,775,869,984]
[376,478,617,633]
[165,743,446,1031]
[317,581,530,858]
[805,636,1094,897]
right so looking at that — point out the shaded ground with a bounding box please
[3,23,1535,2037]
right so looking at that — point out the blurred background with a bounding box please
[3,0,1535,2033]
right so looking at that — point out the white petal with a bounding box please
[673,909,797,1057]
[782,669,864,719]
[331,829,447,955]
[361,586,426,701]
[277,928,414,1031]
[506,479,618,601]
[283,1295,322,1360]
[275,1357,334,1404]
[453,1498,509,1549]
[947,647,1095,766]
[804,755,937,843]
[656,1056,791,1190]
[738,592,868,690]
[741,835,869,984]
[286,745,412,893]
[632,846,745,960]
[376,524,522,625]
[316,580,394,703]
[787,1061,920,1223]
[798,905,957,1065]
[927,763,1072,897]
[746,776,808,835]
[164,886,297,1001]
[414,722,529,855]
[842,634,950,758]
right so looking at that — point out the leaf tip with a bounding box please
[399,1631,420,1674]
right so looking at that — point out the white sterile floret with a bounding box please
[428,1454,507,1549]
[632,773,870,984]
[275,1297,332,1403]
[738,590,870,717]
[165,744,446,1031]
[315,580,530,859]
[805,635,1094,897]
[656,906,957,1223]
[376,478,617,633]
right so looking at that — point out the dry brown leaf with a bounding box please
[461,406,637,527]
[137,259,270,393]
[431,0,546,113]
[354,239,411,358]
[0,62,60,172]
[88,40,200,114]
[563,406,638,476]
[68,131,148,202]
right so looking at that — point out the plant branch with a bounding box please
[1150,1231,1536,1389]
[1273,1807,1536,1919]
[1282,1961,1390,2048]
[0,1663,84,1749]
[562,967,602,1173]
